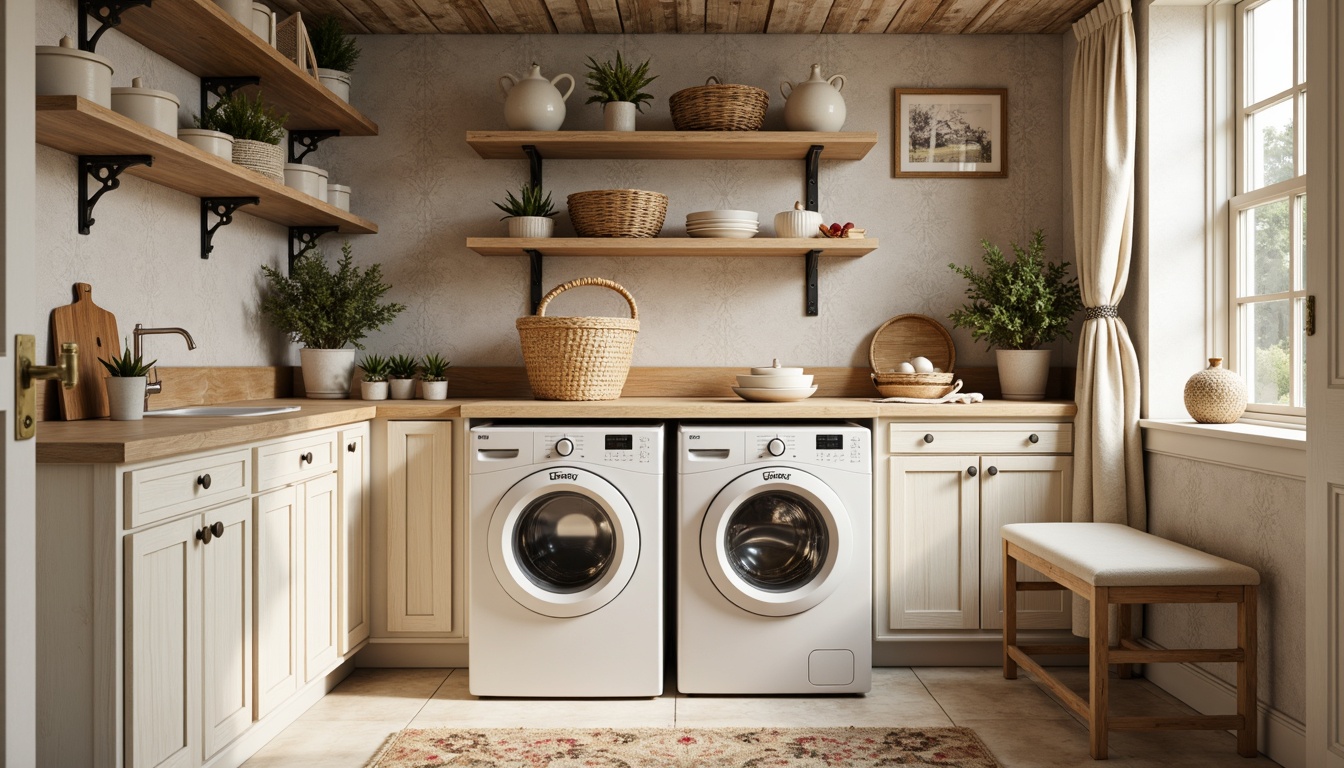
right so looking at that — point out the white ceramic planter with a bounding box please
[250,2,276,44]
[179,129,234,160]
[389,378,416,400]
[213,0,252,25]
[360,381,388,401]
[317,68,351,103]
[603,101,637,131]
[327,184,351,211]
[106,376,146,421]
[36,36,113,108]
[507,216,554,238]
[233,138,285,184]
[420,380,448,400]
[996,349,1052,401]
[300,347,355,399]
[111,77,180,137]
[284,163,327,198]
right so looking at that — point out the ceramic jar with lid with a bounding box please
[773,201,823,238]
[1184,358,1248,423]
[498,64,575,131]
[780,64,847,132]
[36,35,113,108]
[111,77,181,137]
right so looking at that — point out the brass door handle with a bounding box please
[15,336,79,441]
[24,342,79,389]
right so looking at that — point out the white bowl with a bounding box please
[736,373,813,388]
[732,385,818,402]
[750,363,804,375]
[687,209,758,222]
[687,221,758,229]
[688,229,758,239]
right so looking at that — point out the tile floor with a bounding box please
[242,666,1284,767]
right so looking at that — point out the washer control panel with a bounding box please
[678,424,870,474]
[471,424,663,474]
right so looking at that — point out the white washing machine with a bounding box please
[468,423,664,697]
[678,423,871,694]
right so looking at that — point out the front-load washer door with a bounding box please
[488,467,639,618]
[700,468,852,617]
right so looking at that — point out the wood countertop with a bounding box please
[37,397,1076,464]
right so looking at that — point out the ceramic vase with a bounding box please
[996,349,1051,401]
[360,380,388,401]
[498,64,574,130]
[389,378,416,400]
[106,376,146,421]
[317,68,351,103]
[507,216,554,238]
[1184,357,1247,423]
[420,380,448,400]
[780,63,847,132]
[603,101,636,131]
[300,347,355,399]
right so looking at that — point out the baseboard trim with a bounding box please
[357,640,469,667]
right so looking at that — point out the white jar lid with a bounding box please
[328,184,351,192]
[111,77,179,106]
[36,36,114,71]
[283,163,323,172]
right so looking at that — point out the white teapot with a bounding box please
[498,63,575,131]
[780,63,847,132]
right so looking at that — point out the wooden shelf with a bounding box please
[37,96,377,234]
[466,237,878,258]
[466,131,878,161]
[110,0,377,135]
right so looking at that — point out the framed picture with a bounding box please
[893,88,1007,178]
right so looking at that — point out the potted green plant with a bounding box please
[584,52,656,131]
[99,344,156,421]
[948,229,1082,400]
[494,183,557,238]
[358,354,390,400]
[180,106,234,160]
[306,16,361,103]
[387,353,419,400]
[260,242,406,399]
[205,90,287,183]
[419,353,451,400]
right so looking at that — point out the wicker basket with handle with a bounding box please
[516,277,640,401]
[568,189,667,238]
[669,76,769,131]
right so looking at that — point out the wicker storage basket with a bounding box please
[670,76,769,131]
[232,138,285,184]
[869,314,957,398]
[516,277,640,401]
[567,189,667,238]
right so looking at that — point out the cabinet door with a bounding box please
[386,422,453,633]
[201,499,252,759]
[338,425,370,653]
[887,455,980,630]
[979,455,1073,630]
[254,486,300,718]
[125,515,200,768]
[301,473,340,680]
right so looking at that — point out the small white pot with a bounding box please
[106,376,146,421]
[420,380,448,400]
[317,68,351,103]
[111,77,180,137]
[507,216,554,238]
[389,378,416,400]
[327,183,351,211]
[250,2,276,44]
[774,209,824,238]
[283,163,327,198]
[36,36,114,108]
[213,0,252,25]
[603,101,636,131]
[179,129,234,160]
[996,349,1052,401]
[300,347,355,399]
[360,381,388,401]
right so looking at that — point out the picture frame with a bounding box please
[893,88,1007,178]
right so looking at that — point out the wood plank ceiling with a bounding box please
[264,0,1104,35]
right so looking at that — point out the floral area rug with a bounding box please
[366,727,1001,767]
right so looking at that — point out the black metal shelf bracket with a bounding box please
[78,0,152,53]
[199,76,260,118]
[78,154,153,235]
[289,226,338,268]
[804,144,823,213]
[805,249,822,316]
[200,197,258,259]
[523,145,543,189]
[289,130,341,164]
[525,249,544,314]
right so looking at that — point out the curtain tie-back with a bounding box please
[1084,305,1120,320]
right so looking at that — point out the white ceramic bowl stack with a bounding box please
[686,209,758,239]
[732,360,818,402]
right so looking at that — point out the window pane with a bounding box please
[1248,99,1294,190]
[1248,0,1294,103]
[1298,92,1307,170]
[1242,198,1291,294]
[1294,297,1306,407]
[1296,193,1306,288]
[1246,299,1292,405]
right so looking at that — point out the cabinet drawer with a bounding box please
[125,449,250,529]
[254,431,338,492]
[889,423,1072,454]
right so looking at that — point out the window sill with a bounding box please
[1139,419,1306,479]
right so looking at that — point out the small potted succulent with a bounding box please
[205,90,287,183]
[306,15,361,103]
[387,353,419,400]
[419,353,450,400]
[100,343,156,421]
[494,183,557,238]
[584,52,656,131]
[948,229,1082,400]
[358,354,390,400]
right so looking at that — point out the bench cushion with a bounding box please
[1001,523,1260,587]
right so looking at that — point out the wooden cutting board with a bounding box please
[51,282,121,420]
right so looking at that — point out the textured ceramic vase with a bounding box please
[1184,357,1247,423]
[420,380,448,400]
[996,349,1051,401]
[507,216,554,238]
[360,380,387,401]
[781,63,847,132]
[301,348,355,399]
[389,378,416,400]
[106,376,146,421]
[603,101,637,131]
[498,64,574,131]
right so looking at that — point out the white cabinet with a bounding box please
[202,501,252,758]
[339,425,371,653]
[383,421,454,634]
[300,473,340,681]
[254,486,300,719]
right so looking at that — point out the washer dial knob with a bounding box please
[554,437,574,457]
[766,438,786,457]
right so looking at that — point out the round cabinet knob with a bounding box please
[196,526,213,544]
[1028,433,1040,444]
[987,466,999,476]
[923,434,934,444]
[967,466,978,477]
[210,521,225,539]
[196,473,212,490]
[554,438,574,457]
[347,442,357,453]
[301,452,314,464]
[766,438,786,457]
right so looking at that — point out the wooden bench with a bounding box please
[1000,522,1260,760]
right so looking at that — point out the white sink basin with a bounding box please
[144,406,302,418]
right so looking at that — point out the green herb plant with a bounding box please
[99,342,156,377]
[420,353,451,382]
[358,354,391,382]
[202,91,287,145]
[306,16,361,73]
[387,353,419,380]
[259,242,407,350]
[947,229,1083,350]
[584,52,657,112]
[493,183,556,219]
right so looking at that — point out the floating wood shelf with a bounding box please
[466,237,877,258]
[465,131,878,160]
[110,0,377,135]
[37,96,378,234]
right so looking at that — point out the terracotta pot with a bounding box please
[106,376,146,421]
[389,378,416,400]
[360,380,387,400]
[996,349,1051,401]
[300,348,355,399]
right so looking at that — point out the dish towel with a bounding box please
[871,379,985,404]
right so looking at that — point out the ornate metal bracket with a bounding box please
[199,76,260,118]
[78,155,153,235]
[289,130,341,164]
[200,197,258,259]
[525,248,543,314]
[78,0,152,53]
[289,226,338,269]
[523,145,543,190]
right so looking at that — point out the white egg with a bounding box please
[911,356,934,373]
[897,361,916,373]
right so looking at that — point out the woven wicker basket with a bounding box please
[516,277,640,401]
[670,76,769,131]
[871,372,957,399]
[232,138,284,184]
[567,189,667,238]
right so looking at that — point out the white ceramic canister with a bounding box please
[36,35,114,108]
[317,68,351,103]
[773,202,823,238]
[327,183,351,211]
[498,63,575,131]
[283,163,326,198]
[314,167,329,200]
[179,129,234,160]
[213,0,252,25]
[250,2,276,45]
[781,63,847,132]
[507,216,554,238]
[111,77,180,137]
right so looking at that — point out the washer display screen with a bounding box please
[723,491,829,592]
[514,492,616,593]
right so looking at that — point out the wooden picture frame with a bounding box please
[893,88,1007,178]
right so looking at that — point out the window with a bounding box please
[1231,0,1307,414]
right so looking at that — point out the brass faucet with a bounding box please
[133,323,197,410]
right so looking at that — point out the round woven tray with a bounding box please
[568,189,668,238]
[869,313,956,373]
[516,277,639,401]
[670,76,769,131]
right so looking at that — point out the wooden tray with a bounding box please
[869,314,956,373]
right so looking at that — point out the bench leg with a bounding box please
[1116,602,1134,679]
[1238,585,1258,757]
[1090,586,1110,760]
[1004,539,1018,680]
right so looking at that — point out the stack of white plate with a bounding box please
[731,360,817,402]
[686,209,759,239]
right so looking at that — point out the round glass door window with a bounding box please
[514,492,616,593]
[724,491,829,592]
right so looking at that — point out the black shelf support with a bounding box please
[289,226,338,268]
[523,145,543,189]
[78,154,152,235]
[289,130,341,164]
[805,249,821,316]
[200,197,258,259]
[526,249,544,314]
[200,76,260,118]
[78,0,152,53]
[804,145,824,315]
